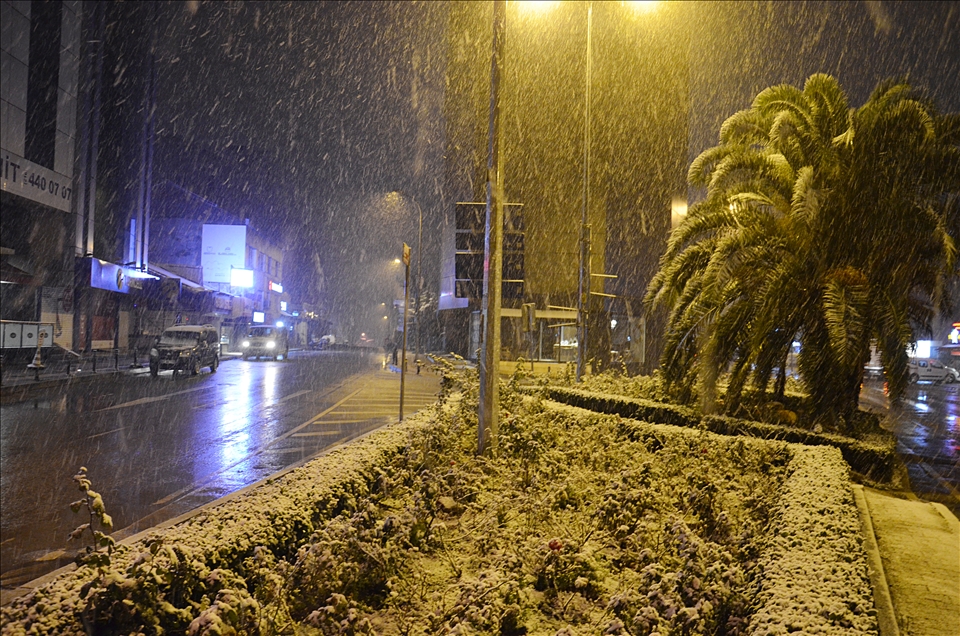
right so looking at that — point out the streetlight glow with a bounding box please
[623,0,658,12]
[514,0,558,13]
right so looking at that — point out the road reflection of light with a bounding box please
[263,364,278,403]
[215,365,257,472]
[913,401,931,414]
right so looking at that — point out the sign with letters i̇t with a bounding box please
[402,243,411,266]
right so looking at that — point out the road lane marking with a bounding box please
[279,389,312,403]
[292,430,344,437]
[151,388,365,506]
[97,385,207,411]
[86,426,128,440]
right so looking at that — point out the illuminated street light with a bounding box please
[386,192,424,364]
[525,0,657,382]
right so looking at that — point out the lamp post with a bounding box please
[478,0,507,456]
[387,192,423,363]
[576,2,594,383]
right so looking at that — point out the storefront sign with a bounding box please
[89,258,130,294]
[1,150,73,212]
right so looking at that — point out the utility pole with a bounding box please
[416,199,423,364]
[399,243,411,421]
[576,2,594,382]
[479,0,506,455]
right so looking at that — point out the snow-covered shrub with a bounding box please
[542,385,699,428]
[702,414,898,483]
[577,370,669,402]
[748,446,877,635]
[1,367,878,636]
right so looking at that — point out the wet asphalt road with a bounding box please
[860,378,959,514]
[0,349,440,590]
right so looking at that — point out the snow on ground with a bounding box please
[1,377,879,635]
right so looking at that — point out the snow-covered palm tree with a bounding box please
[647,74,959,428]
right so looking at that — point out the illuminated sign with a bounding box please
[280,301,287,311]
[88,258,130,294]
[269,281,283,293]
[253,311,265,323]
[202,224,247,284]
[231,268,254,288]
[949,325,959,345]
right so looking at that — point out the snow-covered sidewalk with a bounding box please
[858,487,959,636]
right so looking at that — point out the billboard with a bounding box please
[202,225,247,284]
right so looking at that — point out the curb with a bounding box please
[852,485,900,636]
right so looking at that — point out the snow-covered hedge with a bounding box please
[540,385,897,483]
[1,379,878,635]
[747,444,878,635]
[541,385,699,428]
[0,419,419,636]
[701,414,897,483]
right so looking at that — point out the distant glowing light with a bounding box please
[280,301,287,311]
[231,268,254,288]
[949,328,959,344]
[624,0,659,12]
[515,0,558,12]
[276,320,284,328]
[909,340,932,359]
[253,311,265,323]
[269,281,283,293]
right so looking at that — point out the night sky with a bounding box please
[125,0,959,335]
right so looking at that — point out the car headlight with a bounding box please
[266,341,276,349]
[180,351,191,357]
[150,348,158,357]
[242,341,250,347]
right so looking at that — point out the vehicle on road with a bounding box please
[242,326,289,360]
[907,359,957,384]
[150,324,220,377]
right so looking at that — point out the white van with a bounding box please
[907,359,958,384]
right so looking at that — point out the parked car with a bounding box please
[150,324,220,377]
[241,326,289,360]
[907,359,956,384]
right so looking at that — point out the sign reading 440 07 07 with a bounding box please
[1,151,73,212]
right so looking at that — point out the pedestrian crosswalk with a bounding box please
[290,369,439,439]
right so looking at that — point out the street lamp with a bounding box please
[525,1,658,382]
[478,0,657,452]
[386,192,424,363]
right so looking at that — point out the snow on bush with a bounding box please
[540,384,897,483]
[748,446,877,635]
[1,368,878,635]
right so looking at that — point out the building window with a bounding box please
[25,0,63,170]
